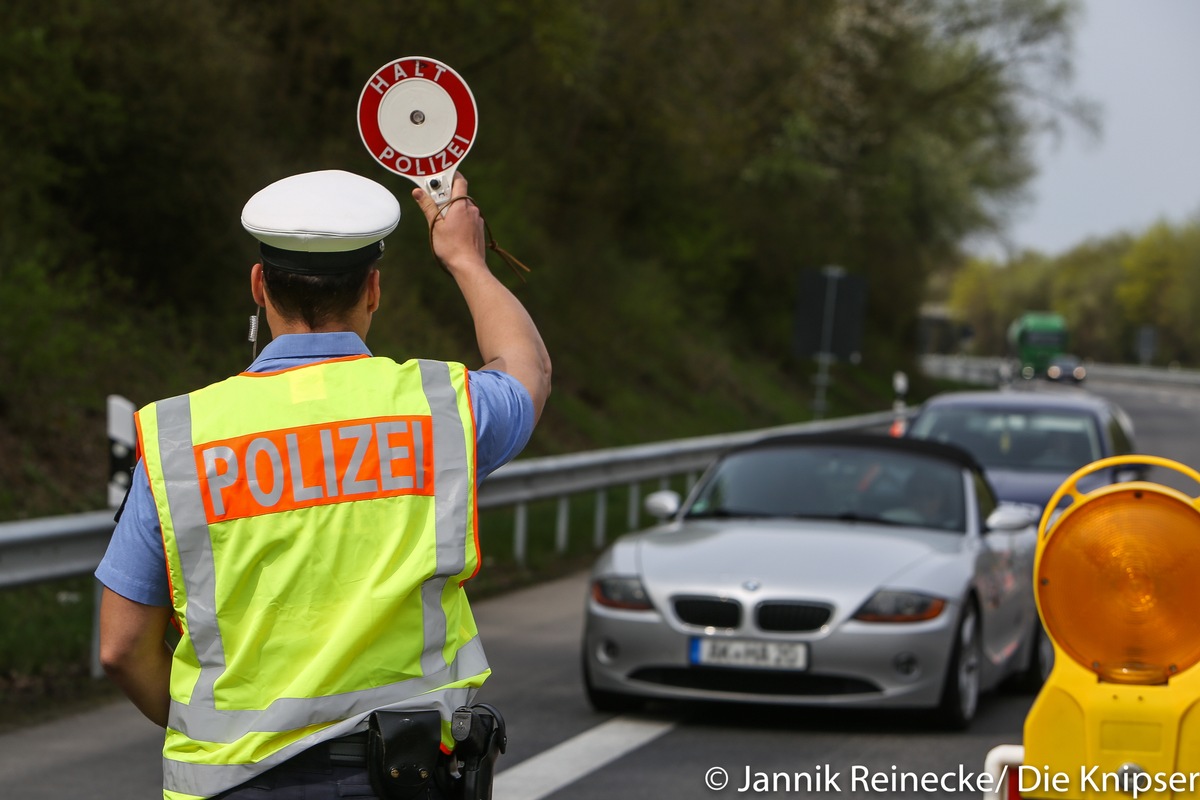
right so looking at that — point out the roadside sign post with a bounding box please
[96,394,136,678]
[107,395,136,509]
[890,370,909,436]
[1137,324,1157,366]
[813,265,845,419]
[794,266,865,420]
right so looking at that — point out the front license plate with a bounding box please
[690,638,808,670]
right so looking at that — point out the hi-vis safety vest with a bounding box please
[135,356,487,800]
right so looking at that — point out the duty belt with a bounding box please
[279,705,507,800]
[286,731,370,768]
[325,731,372,767]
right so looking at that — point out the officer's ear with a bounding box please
[366,268,381,314]
[251,263,268,307]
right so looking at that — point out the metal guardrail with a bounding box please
[920,353,1200,388]
[0,409,901,592]
[920,354,1011,385]
[12,349,1195,681]
[5,355,1194,677]
[1079,361,1200,386]
[0,408,900,680]
[9,355,1199,591]
[0,511,119,589]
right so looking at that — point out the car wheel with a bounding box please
[1016,622,1054,693]
[582,651,644,714]
[936,599,981,730]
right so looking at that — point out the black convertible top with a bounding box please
[728,431,983,473]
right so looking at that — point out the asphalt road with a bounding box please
[2,376,1196,799]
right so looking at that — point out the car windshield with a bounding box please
[909,406,1100,472]
[685,444,967,533]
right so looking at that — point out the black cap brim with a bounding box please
[260,241,384,275]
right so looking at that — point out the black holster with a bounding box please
[366,709,445,800]
[449,704,507,800]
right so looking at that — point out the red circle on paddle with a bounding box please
[357,57,477,181]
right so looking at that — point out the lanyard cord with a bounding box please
[428,196,532,283]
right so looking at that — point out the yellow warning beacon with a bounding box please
[1010,455,1200,799]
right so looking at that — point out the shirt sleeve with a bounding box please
[469,370,536,483]
[94,460,172,607]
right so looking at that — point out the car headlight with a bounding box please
[1073,366,1087,380]
[853,590,946,622]
[592,577,654,610]
[1048,365,1062,379]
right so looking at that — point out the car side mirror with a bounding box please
[644,490,681,521]
[986,503,1040,532]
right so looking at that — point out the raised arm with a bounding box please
[412,173,552,421]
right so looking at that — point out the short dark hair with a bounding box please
[262,261,376,328]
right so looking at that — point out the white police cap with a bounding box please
[241,169,401,274]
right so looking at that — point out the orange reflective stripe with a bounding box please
[195,414,434,523]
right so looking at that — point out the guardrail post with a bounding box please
[513,503,528,567]
[91,580,105,679]
[593,489,607,549]
[627,482,640,531]
[91,394,136,679]
[107,395,136,508]
[555,496,569,554]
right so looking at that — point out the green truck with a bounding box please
[1007,312,1068,378]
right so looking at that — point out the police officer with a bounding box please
[95,169,551,799]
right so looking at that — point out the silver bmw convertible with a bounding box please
[581,433,1047,728]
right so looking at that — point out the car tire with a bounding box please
[1015,622,1054,693]
[936,599,981,730]
[582,652,644,714]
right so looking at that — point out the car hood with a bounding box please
[635,518,965,602]
[984,468,1069,508]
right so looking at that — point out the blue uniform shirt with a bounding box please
[95,332,534,607]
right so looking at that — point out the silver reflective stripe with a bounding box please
[167,635,488,742]
[163,681,480,798]
[417,359,471,677]
[155,395,227,709]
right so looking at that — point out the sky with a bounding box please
[976,0,1200,259]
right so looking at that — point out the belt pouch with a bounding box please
[366,709,443,800]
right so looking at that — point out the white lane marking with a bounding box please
[494,716,676,800]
